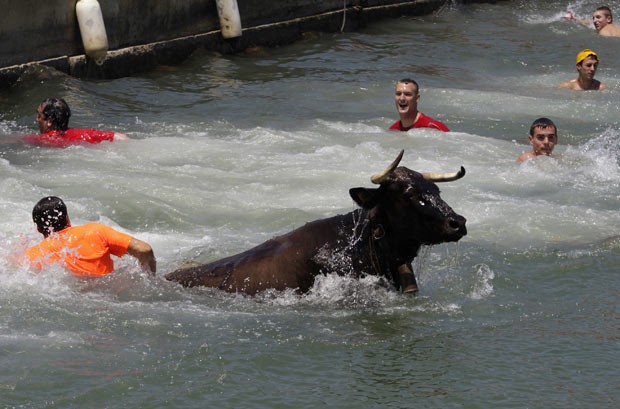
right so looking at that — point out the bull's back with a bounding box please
[165,214,350,294]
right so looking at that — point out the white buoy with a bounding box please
[75,0,109,65]
[215,0,242,39]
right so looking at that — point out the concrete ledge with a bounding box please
[0,0,501,87]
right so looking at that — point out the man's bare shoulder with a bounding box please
[558,79,606,91]
[599,24,620,37]
[559,79,580,90]
[517,151,535,163]
[591,80,608,90]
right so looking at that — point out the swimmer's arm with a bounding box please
[576,18,593,28]
[126,238,156,274]
[563,10,591,27]
[113,132,129,141]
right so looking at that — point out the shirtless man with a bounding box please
[559,49,608,91]
[517,118,558,162]
[591,6,620,37]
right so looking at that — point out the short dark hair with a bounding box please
[529,117,557,136]
[32,196,69,237]
[397,78,419,92]
[596,6,612,15]
[40,98,71,131]
[596,6,613,21]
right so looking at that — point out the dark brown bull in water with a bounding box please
[165,150,467,294]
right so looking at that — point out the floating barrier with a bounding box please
[215,0,242,39]
[75,0,109,65]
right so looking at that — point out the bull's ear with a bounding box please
[349,187,379,209]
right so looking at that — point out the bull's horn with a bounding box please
[422,166,466,182]
[370,149,404,184]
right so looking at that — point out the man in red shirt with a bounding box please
[389,78,449,132]
[24,97,128,148]
[26,196,156,277]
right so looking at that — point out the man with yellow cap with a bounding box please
[559,49,608,91]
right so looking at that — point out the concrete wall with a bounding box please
[0,0,502,86]
[0,0,217,67]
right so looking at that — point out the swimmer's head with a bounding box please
[529,117,557,137]
[576,49,598,65]
[37,98,71,133]
[394,78,421,118]
[595,6,612,22]
[32,196,70,237]
[528,117,558,157]
[397,78,419,94]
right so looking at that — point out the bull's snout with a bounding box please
[446,215,467,239]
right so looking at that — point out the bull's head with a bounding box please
[349,150,467,257]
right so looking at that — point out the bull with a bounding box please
[165,150,467,294]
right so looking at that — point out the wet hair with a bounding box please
[397,78,419,93]
[529,117,557,136]
[32,196,69,237]
[39,98,71,131]
[596,6,613,22]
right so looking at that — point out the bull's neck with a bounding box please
[327,209,420,280]
[363,208,421,259]
[350,209,399,280]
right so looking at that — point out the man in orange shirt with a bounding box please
[26,196,156,277]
